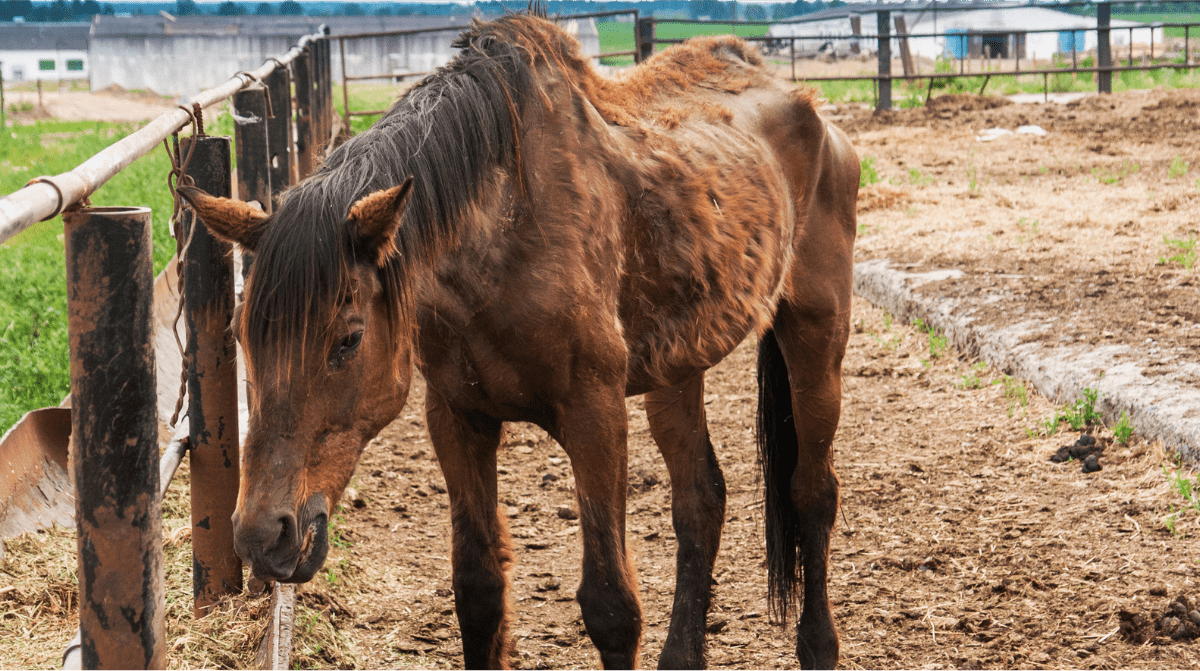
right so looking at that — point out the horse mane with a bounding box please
[241,13,552,376]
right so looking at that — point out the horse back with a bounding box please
[597,38,858,393]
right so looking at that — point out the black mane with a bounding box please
[241,14,551,370]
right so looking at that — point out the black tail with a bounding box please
[756,328,800,624]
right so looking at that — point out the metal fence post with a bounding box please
[637,17,655,63]
[264,65,293,206]
[1098,2,1112,93]
[64,205,165,669]
[294,45,315,180]
[179,135,242,617]
[877,10,892,111]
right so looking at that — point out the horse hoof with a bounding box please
[657,649,705,670]
[796,629,839,670]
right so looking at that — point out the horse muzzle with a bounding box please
[232,494,329,583]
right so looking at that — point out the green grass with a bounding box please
[956,361,989,390]
[995,375,1028,417]
[1113,410,1135,444]
[913,317,949,361]
[1158,232,1198,270]
[1,115,234,436]
[1113,11,1200,38]
[859,155,881,187]
[1092,160,1140,184]
[1169,155,1190,180]
[595,19,767,66]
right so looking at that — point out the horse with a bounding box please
[179,11,859,669]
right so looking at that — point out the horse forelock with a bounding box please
[240,12,580,384]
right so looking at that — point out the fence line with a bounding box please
[1,25,336,670]
[633,0,1200,110]
[0,31,323,243]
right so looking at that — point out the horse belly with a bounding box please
[620,127,793,394]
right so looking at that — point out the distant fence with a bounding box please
[633,0,1200,109]
[333,10,641,128]
[0,27,335,670]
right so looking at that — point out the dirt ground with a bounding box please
[3,84,178,123]
[845,87,1200,386]
[3,89,1200,670]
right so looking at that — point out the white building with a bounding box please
[88,14,600,100]
[0,23,90,82]
[769,5,1163,61]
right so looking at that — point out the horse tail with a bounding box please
[756,326,800,623]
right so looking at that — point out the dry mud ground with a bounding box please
[3,89,1200,670]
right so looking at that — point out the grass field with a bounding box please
[1113,11,1200,37]
[0,115,232,435]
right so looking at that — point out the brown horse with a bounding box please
[179,11,859,669]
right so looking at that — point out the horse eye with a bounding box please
[340,331,363,354]
[330,331,363,368]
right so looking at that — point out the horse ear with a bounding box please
[177,185,268,251]
[347,176,414,267]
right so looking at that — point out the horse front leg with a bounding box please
[552,385,643,669]
[645,376,727,669]
[425,388,513,669]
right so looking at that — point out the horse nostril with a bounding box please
[273,511,298,549]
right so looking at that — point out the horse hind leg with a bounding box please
[645,376,727,669]
[425,388,513,669]
[757,307,846,670]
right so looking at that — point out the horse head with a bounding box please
[179,178,415,582]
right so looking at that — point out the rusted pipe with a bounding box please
[180,136,243,617]
[0,31,323,244]
[264,66,293,206]
[233,87,272,210]
[293,45,315,180]
[64,205,164,669]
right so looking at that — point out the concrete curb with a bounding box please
[853,258,1200,463]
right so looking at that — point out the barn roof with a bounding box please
[0,23,90,51]
[88,14,482,39]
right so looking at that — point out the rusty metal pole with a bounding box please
[1098,2,1112,94]
[294,45,315,180]
[877,10,892,111]
[319,34,333,151]
[233,86,271,283]
[64,205,165,669]
[637,17,655,63]
[340,37,351,134]
[311,41,324,155]
[233,88,272,211]
[180,135,242,617]
[264,66,293,207]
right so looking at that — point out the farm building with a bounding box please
[768,4,1163,61]
[87,14,600,100]
[0,22,90,83]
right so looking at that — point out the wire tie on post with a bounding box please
[234,70,275,120]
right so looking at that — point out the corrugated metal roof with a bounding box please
[88,14,482,39]
[0,22,90,51]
